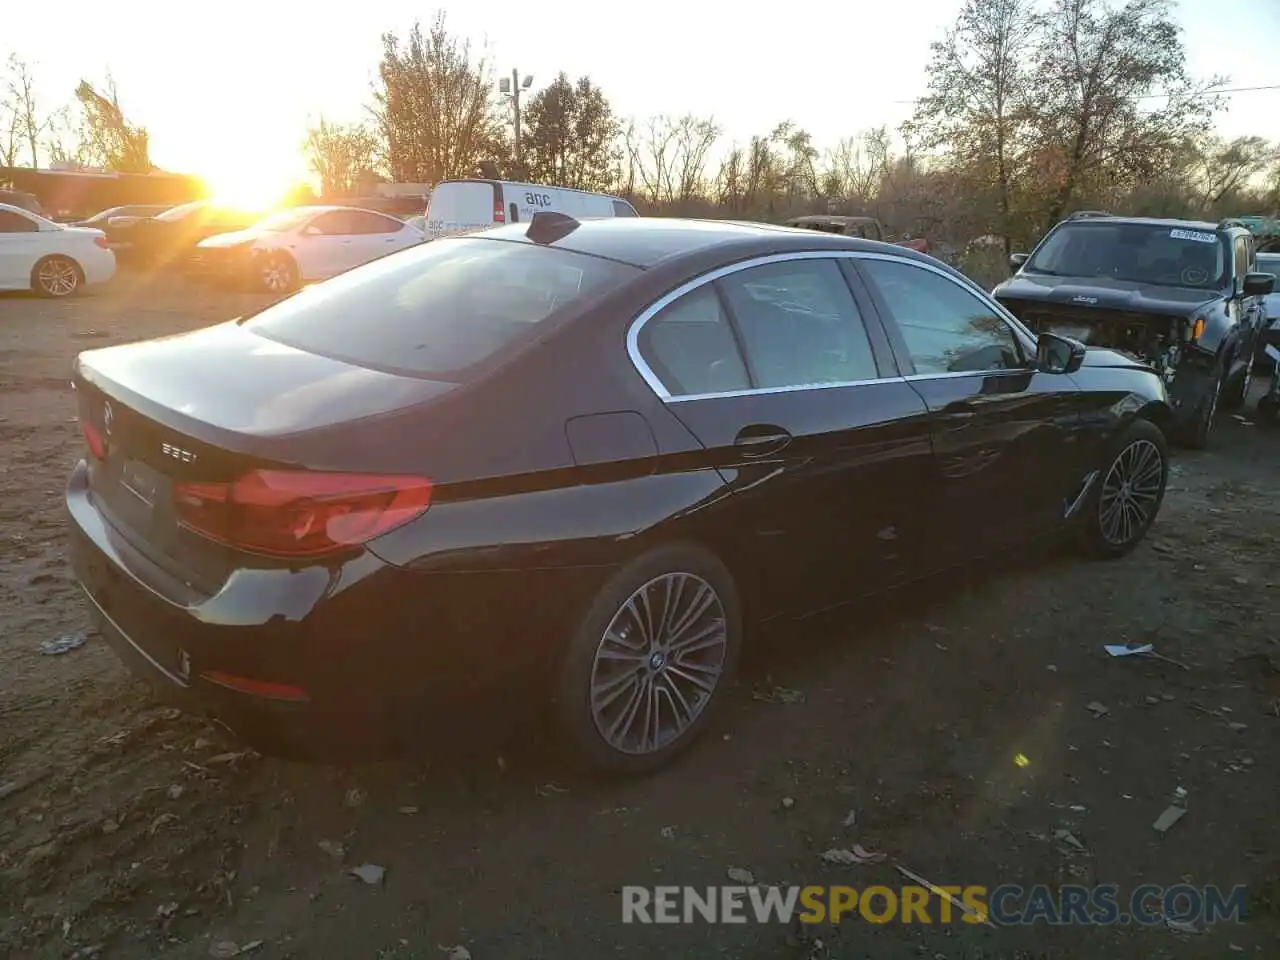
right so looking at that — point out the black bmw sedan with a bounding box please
[67,214,1173,775]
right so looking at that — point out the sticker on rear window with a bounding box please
[1170,229,1216,244]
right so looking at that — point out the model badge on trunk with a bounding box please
[161,442,197,464]
[1072,295,1099,305]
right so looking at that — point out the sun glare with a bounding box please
[201,161,304,214]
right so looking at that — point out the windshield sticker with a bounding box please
[1170,229,1217,244]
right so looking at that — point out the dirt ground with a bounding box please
[1,271,1278,960]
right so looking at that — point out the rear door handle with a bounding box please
[733,424,792,457]
[942,399,978,418]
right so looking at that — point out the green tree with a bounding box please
[304,117,380,197]
[521,73,620,191]
[370,14,504,183]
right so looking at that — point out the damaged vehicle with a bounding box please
[995,214,1274,447]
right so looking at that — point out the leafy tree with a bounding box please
[370,14,504,183]
[521,73,620,191]
[1031,0,1224,224]
[906,0,1038,251]
[73,77,149,172]
[304,118,380,197]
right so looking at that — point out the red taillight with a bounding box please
[202,670,309,702]
[493,195,505,223]
[82,419,105,459]
[173,470,432,558]
[94,235,110,249]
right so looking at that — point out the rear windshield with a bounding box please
[1025,221,1228,289]
[245,237,641,379]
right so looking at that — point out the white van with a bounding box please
[424,179,637,239]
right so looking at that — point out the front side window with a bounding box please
[860,258,1023,375]
[1025,221,1227,290]
[636,286,750,397]
[719,258,879,388]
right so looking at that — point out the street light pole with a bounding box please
[500,70,534,175]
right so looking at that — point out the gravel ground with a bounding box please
[1,272,1278,960]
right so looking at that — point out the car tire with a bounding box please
[32,255,83,298]
[257,251,299,294]
[1177,368,1222,449]
[1080,418,1169,559]
[554,542,742,777]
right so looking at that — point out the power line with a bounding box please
[891,82,1280,105]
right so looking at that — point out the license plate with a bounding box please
[118,458,159,507]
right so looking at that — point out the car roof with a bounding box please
[1058,215,1228,232]
[468,216,918,269]
[0,202,37,217]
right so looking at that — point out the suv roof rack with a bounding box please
[1066,209,1113,220]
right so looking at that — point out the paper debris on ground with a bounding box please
[39,630,89,655]
[1104,643,1154,657]
[1086,701,1110,717]
[841,810,858,827]
[349,863,386,885]
[439,947,472,960]
[895,864,994,927]
[753,686,805,704]
[726,866,755,883]
[1153,786,1188,834]
[820,845,886,865]
[317,840,346,860]
[1165,918,1198,934]
[1053,829,1087,853]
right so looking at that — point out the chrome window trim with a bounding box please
[625,249,1036,403]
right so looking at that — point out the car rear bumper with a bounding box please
[80,248,117,287]
[65,459,602,761]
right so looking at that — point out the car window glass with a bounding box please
[861,258,1023,375]
[0,210,38,233]
[718,259,879,388]
[308,212,356,235]
[348,211,403,234]
[637,286,750,397]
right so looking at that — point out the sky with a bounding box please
[4,0,1279,205]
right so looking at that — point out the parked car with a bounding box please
[102,201,258,265]
[404,214,427,236]
[0,202,116,296]
[785,215,933,253]
[189,205,424,293]
[995,213,1273,447]
[423,179,637,239]
[74,204,174,229]
[0,188,46,217]
[1252,252,1280,373]
[66,214,1172,773]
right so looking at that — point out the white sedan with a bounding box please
[0,202,117,297]
[192,205,425,293]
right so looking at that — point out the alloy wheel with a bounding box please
[1098,438,1165,546]
[37,257,79,297]
[261,258,292,293]
[589,572,728,756]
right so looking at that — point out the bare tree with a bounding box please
[906,0,1038,252]
[1191,135,1279,210]
[4,55,45,167]
[626,114,719,207]
[370,14,505,183]
[304,118,380,197]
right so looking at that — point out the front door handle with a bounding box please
[733,424,792,458]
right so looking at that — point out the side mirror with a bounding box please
[1243,272,1275,297]
[1009,253,1029,270]
[1036,331,1086,375]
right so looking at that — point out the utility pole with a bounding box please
[499,70,533,175]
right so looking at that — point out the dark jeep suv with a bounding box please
[995,213,1275,446]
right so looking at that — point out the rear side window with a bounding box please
[0,210,38,233]
[637,286,750,397]
[612,200,638,217]
[246,238,639,380]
